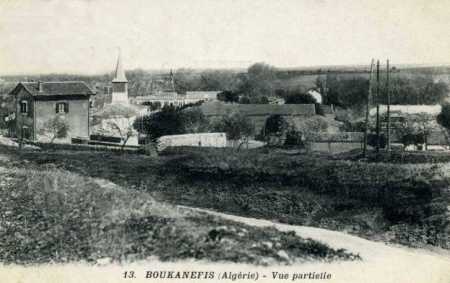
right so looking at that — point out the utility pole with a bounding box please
[375,60,381,153]
[363,59,375,157]
[386,59,391,152]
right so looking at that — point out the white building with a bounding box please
[134,91,219,108]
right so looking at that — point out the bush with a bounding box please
[367,133,386,149]
[284,129,305,147]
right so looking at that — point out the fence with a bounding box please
[23,138,141,154]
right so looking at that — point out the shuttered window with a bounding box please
[20,100,28,114]
[56,102,69,113]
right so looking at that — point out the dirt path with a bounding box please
[2,204,449,283]
[1,165,449,283]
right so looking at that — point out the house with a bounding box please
[8,81,95,142]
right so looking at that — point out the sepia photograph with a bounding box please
[0,0,449,282]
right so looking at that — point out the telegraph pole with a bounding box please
[363,59,374,157]
[375,60,381,153]
[386,59,391,152]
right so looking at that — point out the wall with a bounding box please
[34,98,90,142]
[14,88,34,139]
[158,132,227,151]
[310,142,363,154]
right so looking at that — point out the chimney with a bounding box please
[38,81,43,92]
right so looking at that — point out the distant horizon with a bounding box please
[1,61,450,78]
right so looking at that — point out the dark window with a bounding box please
[56,102,69,113]
[20,100,28,114]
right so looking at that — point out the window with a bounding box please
[20,100,28,114]
[56,102,69,114]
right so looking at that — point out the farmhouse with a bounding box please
[8,81,94,142]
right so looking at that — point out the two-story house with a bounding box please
[8,81,95,142]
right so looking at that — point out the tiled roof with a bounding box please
[10,81,94,97]
[198,102,316,117]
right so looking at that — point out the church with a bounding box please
[111,51,129,104]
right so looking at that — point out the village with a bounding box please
[1,52,449,155]
[1,1,450,282]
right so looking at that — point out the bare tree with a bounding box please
[97,104,139,150]
[39,116,70,143]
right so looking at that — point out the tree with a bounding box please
[212,112,255,149]
[284,92,317,104]
[237,63,277,98]
[437,103,450,130]
[396,113,436,150]
[133,105,184,142]
[239,96,251,104]
[39,116,70,143]
[142,101,161,111]
[217,91,239,103]
[263,114,289,146]
[182,107,210,133]
[96,104,139,150]
[133,105,209,142]
[294,116,328,141]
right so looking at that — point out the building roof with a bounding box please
[198,102,317,117]
[9,81,94,98]
[112,51,128,83]
[369,105,442,116]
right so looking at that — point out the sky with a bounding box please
[0,0,449,75]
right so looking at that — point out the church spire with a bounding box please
[112,49,127,83]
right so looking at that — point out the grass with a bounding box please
[0,157,360,265]
[0,144,449,250]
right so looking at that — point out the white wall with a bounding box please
[158,132,227,151]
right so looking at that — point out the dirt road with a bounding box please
[1,205,449,283]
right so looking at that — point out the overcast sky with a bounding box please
[0,0,449,75]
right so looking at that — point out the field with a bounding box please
[0,147,359,265]
[0,144,449,254]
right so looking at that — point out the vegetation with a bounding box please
[162,149,450,248]
[437,103,450,135]
[217,90,239,103]
[395,113,437,149]
[280,90,317,104]
[1,144,449,251]
[262,114,289,146]
[212,112,255,148]
[95,104,139,150]
[133,105,209,142]
[0,147,359,265]
[39,116,70,143]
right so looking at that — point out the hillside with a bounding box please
[0,147,358,266]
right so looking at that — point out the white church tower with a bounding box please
[111,51,129,104]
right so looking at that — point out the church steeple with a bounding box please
[112,50,128,83]
[111,49,129,104]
